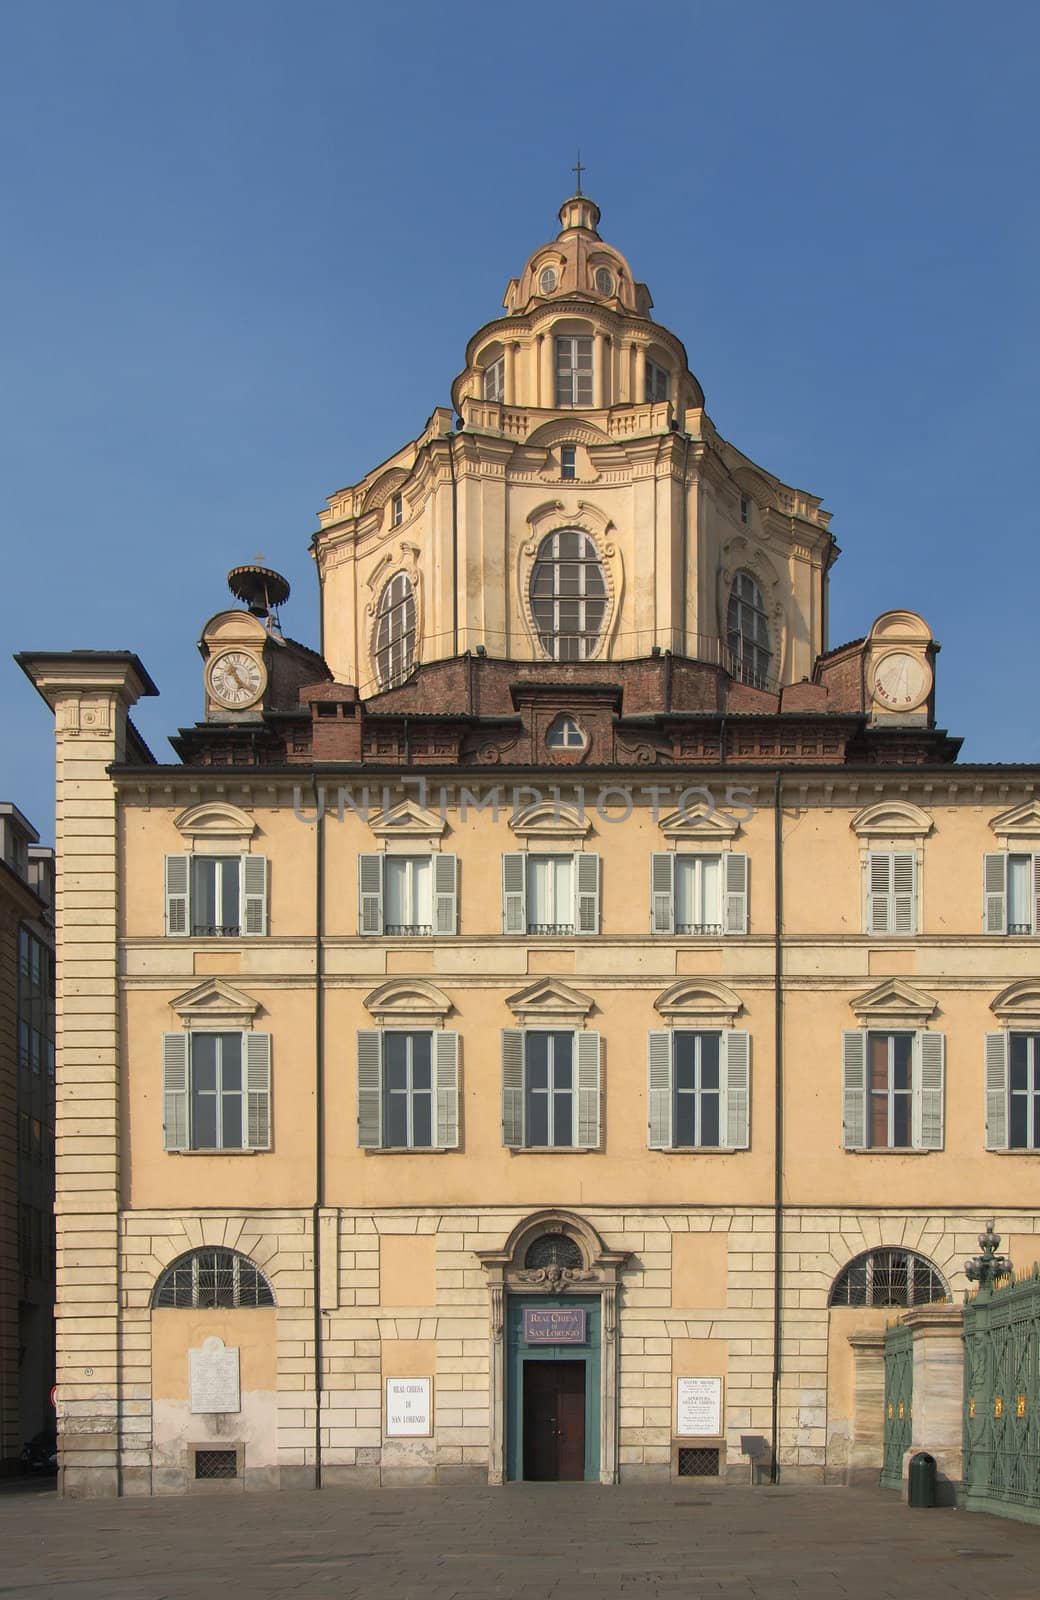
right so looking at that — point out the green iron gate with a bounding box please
[962,1267,1040,1524]
[881,1323,913,1489]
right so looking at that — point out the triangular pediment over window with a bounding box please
[173,802,256,848]
[658,803,742,842]
[363,978,453,1026]
[171,978,262,1029]
[850,979,938,1027]
[506,978,595,1025]
[653,979,743,1027]
[367,799,449,841]
[989,800,1040,841]
[509,801,593,842]
[991,981,1040,1027]
[850,802,932,839]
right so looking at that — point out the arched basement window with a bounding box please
[524,1233,584,1271]
[152,1248,275,1309]
[530,530,607,661]
[727,570,772,688]
[828,1248,948,1309]
[375,571,416,689]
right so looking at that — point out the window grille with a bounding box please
[375,572,416,688]
[153,1249,275,1309]
[829,1248,948,1308]
[677,1447,720,1477]
[727,571,772,688]
[530,529,607,660]
[194,1449,238,1480]
[524,1233,583,1271]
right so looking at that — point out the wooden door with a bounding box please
[522,1360,586,1480]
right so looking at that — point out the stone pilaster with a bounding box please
[845,1327,887,1485]
[903,1304,965,1504]
[18,654,155,1497]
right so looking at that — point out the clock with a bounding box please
[207,650,265,709]
[871,650,931,712]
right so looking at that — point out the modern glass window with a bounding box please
[384,1031,434,1148]
[482,357,505,402]
[525,1031,574,1147]
[161,1030,271,1152]
[527,854,575,935]
[530,529,607,660]
[539,265,558,293]
[191,856,241,936]
[153,1248,275,1309]
[546,714,586,750]
[646,358,670,402]
[560,444,576,479]
[375,571,416,688]
[868,1032,913,1149]
[829,1249,948,1308]
[555,336,593,407]
[390,492,403,527]
[384,856,433,936]
[594,266,614,295]
[727,571,772,688]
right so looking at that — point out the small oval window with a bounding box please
[539,265,558,294]
[546,715,586,750]
[375,572,416,689]
[594,266,614,295]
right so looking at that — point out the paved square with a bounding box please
[1,1482,1038,1600]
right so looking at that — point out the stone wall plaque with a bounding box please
[189,1336,241,1415]
[385,1377,432,1436]
[522,1307,587,1344]
[676,1376,722,1437]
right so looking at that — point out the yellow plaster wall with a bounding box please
[671,1233,729,1308]
[150,1308,277,1400]
[379,1236,436,1307]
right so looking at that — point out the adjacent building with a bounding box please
[0,803,55,1471]
[18,192,1040,1497]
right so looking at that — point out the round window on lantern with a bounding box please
[539,265,558,294]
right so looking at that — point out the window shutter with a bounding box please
[358,855,384,936]
[241,855,268,936]
[724,853,749,935]
[985,1031,1010,1151]
[164,855,190,937]
[912,1030,944,1150]
[501,1029,525,1147]
[892,853,917,934]
[866,853,892,934]
[356,1030,383,1148]
[502,854,527,935]
[434,1030,460,1148]
[575,852,600,935]
[576,1030,601,1148]
[244,1031,272,1150]
[162,1032,189,1151]
[842,1030,868,1149]
[433,853,458,935]
[650,853,674,934]
[721,1030,750,1149]
[982,853,1007,934]
[1033,854,1040,936]
[647,1031,674,1149]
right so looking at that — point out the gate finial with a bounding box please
[964,1217,1013,1293]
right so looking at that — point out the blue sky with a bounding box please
[3,1,1038,839]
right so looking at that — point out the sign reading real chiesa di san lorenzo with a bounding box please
[17,187,1040,1497]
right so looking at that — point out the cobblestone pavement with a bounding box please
[1,1481,1039,1600]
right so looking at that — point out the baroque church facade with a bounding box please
[19,191,1040,1496]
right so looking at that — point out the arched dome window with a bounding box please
[375,572,416,689]
[829,1248,948,1309]
[727,571,772,688]
[152,1248,275,1309]
[530,530,607,661]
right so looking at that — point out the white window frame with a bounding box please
[390,492,403,527]
[986,1031,1040,1151]
[357,852,457,936]
[161,1030,271,1152]
[356,1029,459,1150]
[374,571,416,689]
[529,529,608,661]
[501,851,600,936]
[164,854,267,938]
[482,357,505,402]
[501,1027,601,1150]
[865,850,918,935]
[983,852,1040,935]
[560,444,577,480]
[646,357,670,403]
[727,570,772,688]
[647,1029,750,1150]
[842,1028,944,1151]
[555,336,593,407]
[650,851,748,936]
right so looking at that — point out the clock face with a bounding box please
[208,650,264,708]
[872,650,930,711]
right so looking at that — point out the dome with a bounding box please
[502,193,653,319]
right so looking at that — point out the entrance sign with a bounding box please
[189,1337,241,1414]
[523,1306,587,1344]
[676,1375,722,1436]
[386,1376,432,1436]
